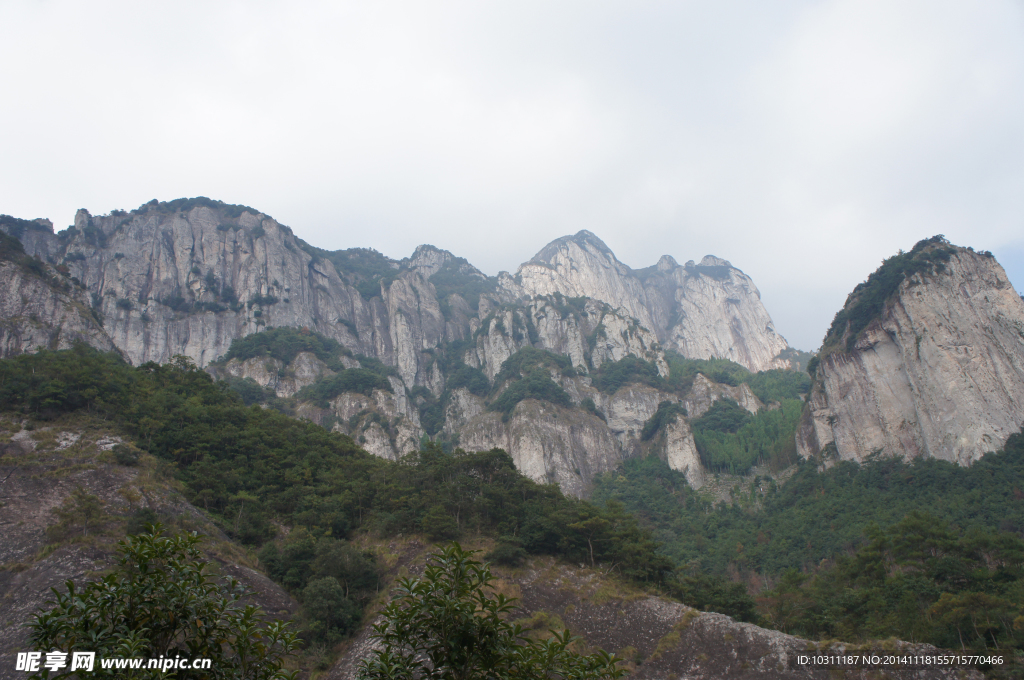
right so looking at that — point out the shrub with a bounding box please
[28,526,299,680]
[358,543,624,680]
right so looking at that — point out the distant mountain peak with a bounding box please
[529,230,618,268]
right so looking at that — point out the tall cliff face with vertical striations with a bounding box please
[797,238,1024,466]
[0,198,802,496]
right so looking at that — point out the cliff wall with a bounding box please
[798,243,1024,465]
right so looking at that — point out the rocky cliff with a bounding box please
[505,230,790,372]
[0,198,802,494]
[797,237,1024,465]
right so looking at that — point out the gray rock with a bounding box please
[798,247,1024,465]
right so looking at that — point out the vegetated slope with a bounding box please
[0,346,674,645]
[326,540,980,680]
[799,236,1024,465]
[593,431,1024,658]
[0,411,298,680]
[0,346,1004,678]
[211,328,810,494]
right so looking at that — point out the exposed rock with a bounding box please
[798,245,1024,465]
[508,230,790,372]
[0,200,802,494]
[459,400,626,498]
[684,373,764,419]
[211,351,335,398]
[663,417,705,489]
[294,379,424,461]
[0,261,116,358]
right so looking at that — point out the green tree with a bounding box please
[29,525,298,680]
[357,543,624,680]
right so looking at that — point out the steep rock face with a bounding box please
[798,246,1024,465]
[3,204,470,383]
[456,379,706,497]
[510,231,656,329]
[506,231,789,372]
[663,417,705,489]
[0,261,116,358]
[465,298,663,381]
[684,373,763,419]
[296,376,424,461]
[211,351,337,397]
[1,200,797,495]
[458,399,627,498]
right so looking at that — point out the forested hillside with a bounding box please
[3,343,1024,677]
[0,345,670,649]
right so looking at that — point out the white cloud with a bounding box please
[1,0,1022,350]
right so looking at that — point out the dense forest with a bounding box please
[592,434,1024,662]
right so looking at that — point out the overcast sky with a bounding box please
[2,1,1022,350]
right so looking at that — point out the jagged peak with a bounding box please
[404,244,486,280]
[528,229,619,268]
[656,254,678,272]
[698,255,732,268]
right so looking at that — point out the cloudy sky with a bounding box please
[2,1,1022,350]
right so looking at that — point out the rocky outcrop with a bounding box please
[455,378,709,496]
[211,351,339,397]
[505,231,790,372]
[798,244,1024,465]
[294,376,424,461]
[684,373,763,419]
[0,261,116,358]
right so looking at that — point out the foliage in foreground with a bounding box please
[28,526,298,680]
[358,543,624,680]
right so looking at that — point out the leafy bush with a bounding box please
[358,543,625,680]
[664,352,750,391]
[301,246,399,300]
[428,258,496,313]
[692,398,802,474]
[140,196,259,219]
[744,369,810,403]
[491,347,574,389]
[28,526,299,680]
[581,397,606,422]
[295,368,393,406]
[248,294,280,307]
[0,214,50,241]
[488,369,572,420]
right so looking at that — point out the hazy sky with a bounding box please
[2,1,1022,350]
